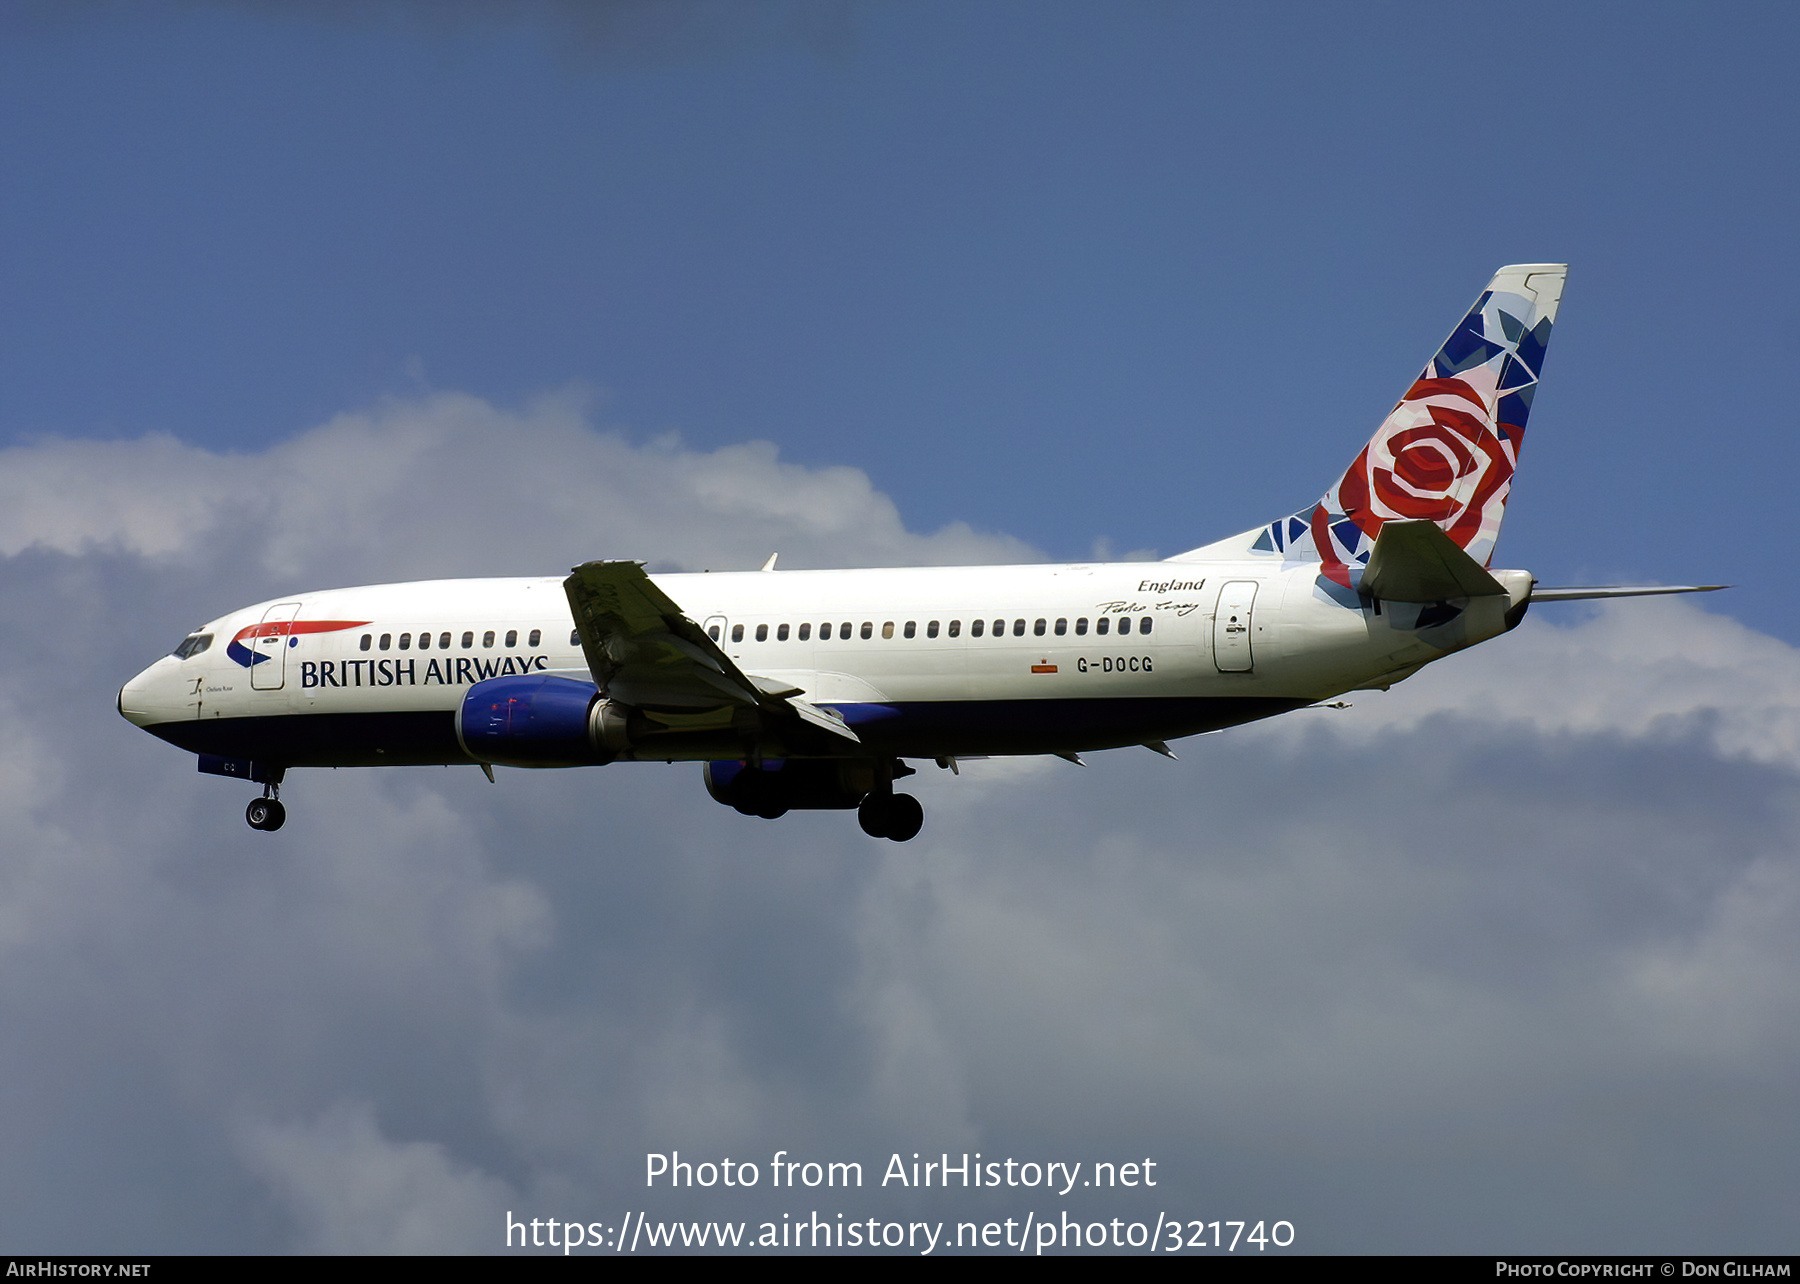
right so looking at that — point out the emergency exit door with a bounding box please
[1213,581,1258,672]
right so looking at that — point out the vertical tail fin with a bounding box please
[1171,264,1566,579]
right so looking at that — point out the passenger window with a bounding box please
[799,622,812,641]
[926,620,939,638]
[482,630,495,648]
[442,633,453,649]
[860,622,873,640]
[882,622,895,639]
[971,619,985,637]
[732,624,745,643]
[1140,617,1153,634]
[1033,618,1046,636]
[569,629,579,647]
[840,623,851,639]
[994,619,1006,637]
[904,621,916,639]
[816,623,828,641]
[778,623,790,641]
[360,634,372,651]
[1013,619,1026,637]
[755,624,768,642]
[461,631,474,649]
[1097,617,1110,635]
[400,633,412,650]
[1075,618,1087,636]
[528,629,541,647]
[380,633,392,650]
[948,620,961,637]
[708,624,721,641]
[1054,618,1067,636]
[418,632,431,650]
[505,629,518,647]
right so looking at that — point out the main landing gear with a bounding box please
[246,782,286,832]
[857,791,923,843]
[706,758,926,841]
[856,758,923,842]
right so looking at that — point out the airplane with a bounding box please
[118,263,1722,840]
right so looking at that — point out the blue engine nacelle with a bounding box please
[457,674,627,767]
[704,759,875,816]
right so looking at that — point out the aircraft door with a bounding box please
[703,615,728,644]
[1213,581,1258,673]
[250,602,302,690]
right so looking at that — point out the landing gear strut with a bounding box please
[246,779,286,831]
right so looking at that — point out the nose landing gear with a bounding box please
[246,782,286,831]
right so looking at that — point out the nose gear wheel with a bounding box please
[246,778,286,831]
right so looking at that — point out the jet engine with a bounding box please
[456,674,629,767]
[703,759,875,817]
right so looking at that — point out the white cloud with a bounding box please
[1294,596,1800,772]
[0,391,1036,586]
[1,393,1795,1251]
[237,1102,516,1254]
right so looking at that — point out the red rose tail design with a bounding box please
[1240,264,1565,585]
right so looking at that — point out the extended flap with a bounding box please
[786,698,862,745]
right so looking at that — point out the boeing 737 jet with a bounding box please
[118,264,1720,839]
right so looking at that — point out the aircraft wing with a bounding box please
[562,560,860,745]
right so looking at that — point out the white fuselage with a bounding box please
[118,559,1525,768]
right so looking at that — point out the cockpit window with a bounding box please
[170,633,214,660]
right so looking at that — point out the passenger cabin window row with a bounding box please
[359,628,547,652]
[343,616,1154,653]
[705,616,1152,644]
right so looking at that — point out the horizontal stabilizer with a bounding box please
[1360,520,1505,601]
[1531,584,1729,601]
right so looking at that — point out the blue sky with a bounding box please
[5,2,1794,618]
[3,1,1798,1255]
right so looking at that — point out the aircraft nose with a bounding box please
[118,663,170,729]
